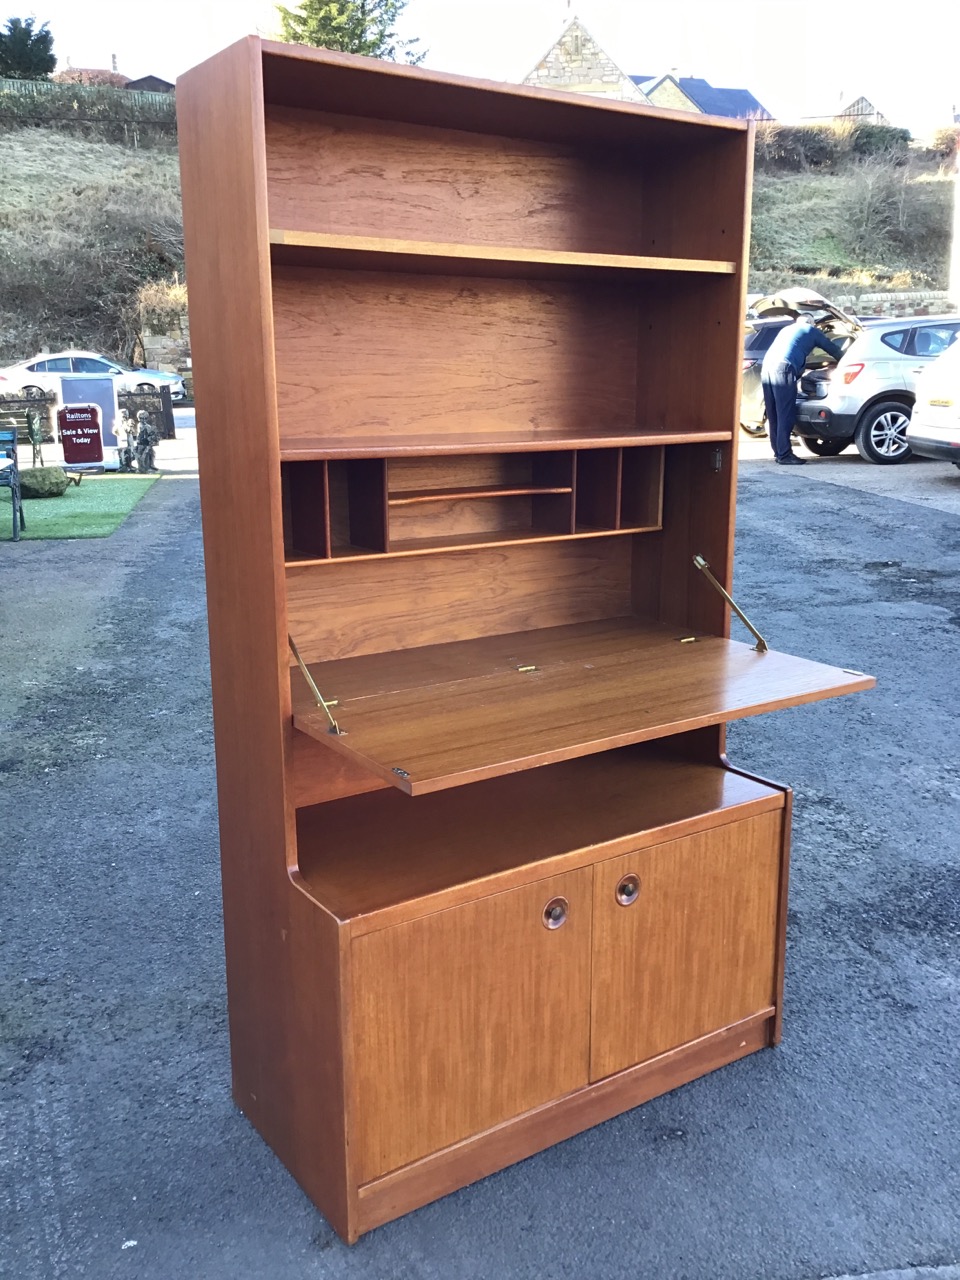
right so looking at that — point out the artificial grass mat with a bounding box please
[1,474,160,541]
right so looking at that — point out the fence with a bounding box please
[0,78,173,109]
[0,78,177,138]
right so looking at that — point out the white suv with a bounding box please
[794,317,960,463]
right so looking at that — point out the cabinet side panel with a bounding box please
[633,128,752,642]
[178,41,351,1236]
[641,130,751,262]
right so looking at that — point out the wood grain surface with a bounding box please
[590,811,782,1078]
[355,1011,772,1236]
[259,40,748,149]
[279,426,733,460]
[285,539,633,662]
[295,747,783,928]
[293,617,875,793]
[265,107,649,254]
[272,267,640,446]
[351,866,593,1182]
[268,229,737,279]
[178,38,354,1238]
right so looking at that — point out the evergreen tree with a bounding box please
[276,0,425,65]
[0,17,56,80]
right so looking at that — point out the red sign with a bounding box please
[58,404,104,465]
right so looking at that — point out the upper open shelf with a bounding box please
[279,427,732,461]
[269,230,737,281]
[291,617,875,796]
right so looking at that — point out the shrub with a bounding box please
[52,69,130,88]
[931,126,959,165]
[850,124,911,157]
[137,278,188,334]
[21,465,68,497]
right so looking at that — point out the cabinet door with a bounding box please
[590,811,782,1081]
[352,867,593,1183]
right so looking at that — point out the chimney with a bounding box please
[111,53,118,72]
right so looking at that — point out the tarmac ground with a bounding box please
[2,421,959,1279]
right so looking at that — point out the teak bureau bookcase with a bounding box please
[178,38,874,1242]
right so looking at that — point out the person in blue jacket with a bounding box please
[761,315,847,464]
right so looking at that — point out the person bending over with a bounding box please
[761,315,846,465]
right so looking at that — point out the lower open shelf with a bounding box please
[290,616,875,796]
[295,746,784,931]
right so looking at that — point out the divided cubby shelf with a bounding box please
[281,447,664,564]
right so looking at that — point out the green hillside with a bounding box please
[0,127,182,363]
[748,122,954,298]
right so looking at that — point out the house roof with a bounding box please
[675,77,771,119]
[631,73,771,119]
[125,74,175,93]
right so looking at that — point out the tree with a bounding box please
[276,0,425,64]
[0,17,56,80]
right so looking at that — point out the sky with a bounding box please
[18,0,959,138]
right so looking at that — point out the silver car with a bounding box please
[794,316,960,463]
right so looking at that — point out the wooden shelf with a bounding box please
[296,748,783,930]
[291,617,875,795]
[279,427,732,461]
[284,524,657,567]
[269,230,737,280]
[388,484,572,505]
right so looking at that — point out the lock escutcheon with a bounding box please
[542,896,568,929]
[616,874,640,906]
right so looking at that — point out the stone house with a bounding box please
[523,18,649,103]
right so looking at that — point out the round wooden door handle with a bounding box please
[616,874,641,906]
[542,896,569,929]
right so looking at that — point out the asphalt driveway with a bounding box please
[2,458,958,1280]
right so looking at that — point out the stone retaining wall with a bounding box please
[835,290,956,317]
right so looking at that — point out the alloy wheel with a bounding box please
[869,409,911,459]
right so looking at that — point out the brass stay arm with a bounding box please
[288,635,343,734]
[692,554,768,653]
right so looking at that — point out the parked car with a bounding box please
[791,316,960,463]
[904,339,960,470]
[0,350,185,400]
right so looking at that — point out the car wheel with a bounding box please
[21,384,46,399]
[739,420,767,438]
[854,401,913,464]
[799,436,850,457]
[135,381,157,392]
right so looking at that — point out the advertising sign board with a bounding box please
[58,404,104,466]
